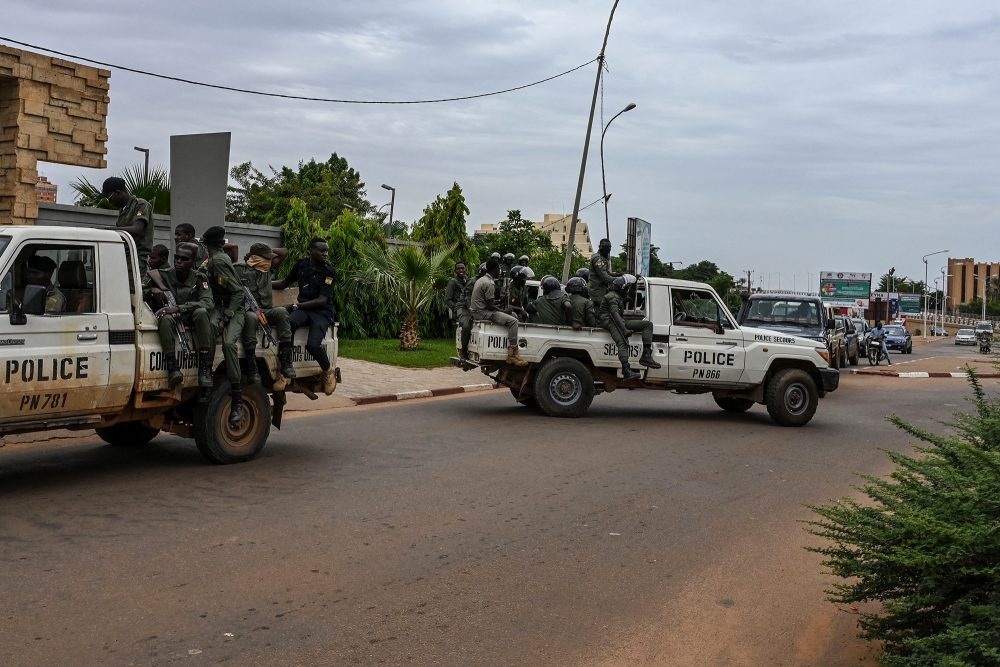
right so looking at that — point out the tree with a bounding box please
[227,153,372,227]
[412,182,478,268]
[72,163,171,214]
[471,210,553,261]
[352,242,456,350]
[275,198,324,280]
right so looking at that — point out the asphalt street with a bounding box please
[0,350,994,666]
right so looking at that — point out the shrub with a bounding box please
[806,370,1000,664]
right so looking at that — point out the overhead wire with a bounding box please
[0,36,598,105]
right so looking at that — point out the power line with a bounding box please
[0,36,598,105]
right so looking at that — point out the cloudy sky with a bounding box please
[7,0,1000,288]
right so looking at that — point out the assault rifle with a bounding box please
[147,270,194,354]
[243,285,278,348]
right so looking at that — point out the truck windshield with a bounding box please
[0,236,8,257]
[743,299,819,326]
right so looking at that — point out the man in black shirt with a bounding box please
[273,237,336,394]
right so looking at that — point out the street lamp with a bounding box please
[940,267,953,332]
[600,102,636,240]
[381,184,395,230]
[134,146,149,180]
[922,249,948,339]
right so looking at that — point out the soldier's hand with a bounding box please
[159,306,179,317]
[217,318,228,334]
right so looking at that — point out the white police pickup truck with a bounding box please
[0,226,338,463]
[453,277,838,426]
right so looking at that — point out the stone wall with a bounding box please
[0,46,110,225]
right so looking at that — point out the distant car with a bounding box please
[852,318,870,349]
[884,325,912,354]
[929,326,949,336]
[955,329,977,345]
[975,321,995,336]
[838,315,861,366]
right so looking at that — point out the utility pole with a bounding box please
[745,269,753,293]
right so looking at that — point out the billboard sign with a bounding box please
[819,271,872,308]
[899,294,922,315]
[626,217,652,277]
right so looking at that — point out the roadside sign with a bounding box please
[899,294,922,315]
[819,271,872,308]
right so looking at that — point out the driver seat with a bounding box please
[57,260,93,313]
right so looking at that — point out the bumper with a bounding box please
[955,339,976,345]
[819,368,840,393]
[886,340,908,350]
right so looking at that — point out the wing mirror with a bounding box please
[7,290,26,325]
[825,319,836,330]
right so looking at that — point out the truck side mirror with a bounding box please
[8,290,26,325]
[825,319,836,330]
[22,284,46,316]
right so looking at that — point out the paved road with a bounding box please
[0,373,989,666]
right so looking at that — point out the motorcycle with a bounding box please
[979,332,993,354]
[867,338,885,366]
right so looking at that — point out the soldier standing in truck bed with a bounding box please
[236,243,296,389]
[102,177,154,278]
[588,238,620,307]
[201,226,246,424]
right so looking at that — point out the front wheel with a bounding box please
[765,368,818,427]
[868,346,880,366]
[713,395,754,413]
[532,357,595,418]
[96,421,159,447]
[849,347,859,366]
[510,386,538,408]
[193,379,271,464]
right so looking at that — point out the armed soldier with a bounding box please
[506,265,534,321]
[445,262,472,360]
[145,243,214,389]
[565,277,596,330]
[148,244,170,271]
[517,255,530,267]
[598,274,661,379]
[470,258,528,367]
[588,238,620,307]
[527,276,572,325]
[174,223,209,268]
[273,237,337,395]
[201,226,246,424]
[236,243,295,389]
[102,177,154,277]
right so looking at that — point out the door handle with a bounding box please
[716,341,737,346]
[77,333,98,341]
[675,336,688,342]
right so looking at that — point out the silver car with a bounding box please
[955,328,977,345]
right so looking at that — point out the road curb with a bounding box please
[850,370,1000,378]
[352,382,498,405]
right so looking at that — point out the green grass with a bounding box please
[337,338,456,368]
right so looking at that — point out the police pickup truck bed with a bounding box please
[453,277,838,426]
[0,226,338,463]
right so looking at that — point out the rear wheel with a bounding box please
[96,422,159,447]
[713,395,754,413]
[532,357,595,418]
[867,345,879,366]
[765,368,818,427]
[193,379,271,464]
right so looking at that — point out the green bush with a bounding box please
[807,371,1000,664]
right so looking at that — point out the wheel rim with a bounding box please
[783,382,809,416]
[549,372,582,406]
[217,395,262,452]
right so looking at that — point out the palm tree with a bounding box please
[71,162,171,214]
[353,241,456,350]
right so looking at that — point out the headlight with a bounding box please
[817,349,831,364]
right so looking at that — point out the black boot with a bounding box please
[621,361,641,380]
[165,354,184,389]
[243,347,261,384]
[639,344,661,369]
[229,387,244,425]
[197,349,214,388]
[278,342,296,379]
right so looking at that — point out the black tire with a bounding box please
[848,346,859,366]
[193,379,271,464]
[867,346,879,366]
[532,357,595,418]
[765,368,818,427]
[510,386,538,408]
[713,395,754,413]
[830,345,841,369]
[96,421,159,447]
[906,342,913,354]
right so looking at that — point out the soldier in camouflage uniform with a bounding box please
[145,243,214,389]
[444,263,472,360]
[527,276,571,326]
[470,258,528,367]
[506,265,534,321]
[236,243,295,389]
[565,277,596,329]
[598,274,661,380]
[588,238,620,307]
[102,177,154,278]
[201,226,246,424]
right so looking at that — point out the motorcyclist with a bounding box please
[870,320,891,365]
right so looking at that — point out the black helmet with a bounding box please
[490,252,501,260]
[510,265,534,283]
[518,255,529,266]
[565,277,587,294]
[541,276,563,298]
[478,262,488,276]
[576,267,590,281]
[503,252,515,264]
[611,273,637,292]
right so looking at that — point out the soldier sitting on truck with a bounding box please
[174,223,209,268]
[201,226,247,424]
[506,265,533,321]
[102,177,154,278]
[599,274,661,380]
[527,276,572,326]
[148,244,170,271]
[22,255,66,315]
[470,257,528,367]
[588,238,621,306]
[145,243,214,389]
[565,276,596,329]
[236,243,296,389]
